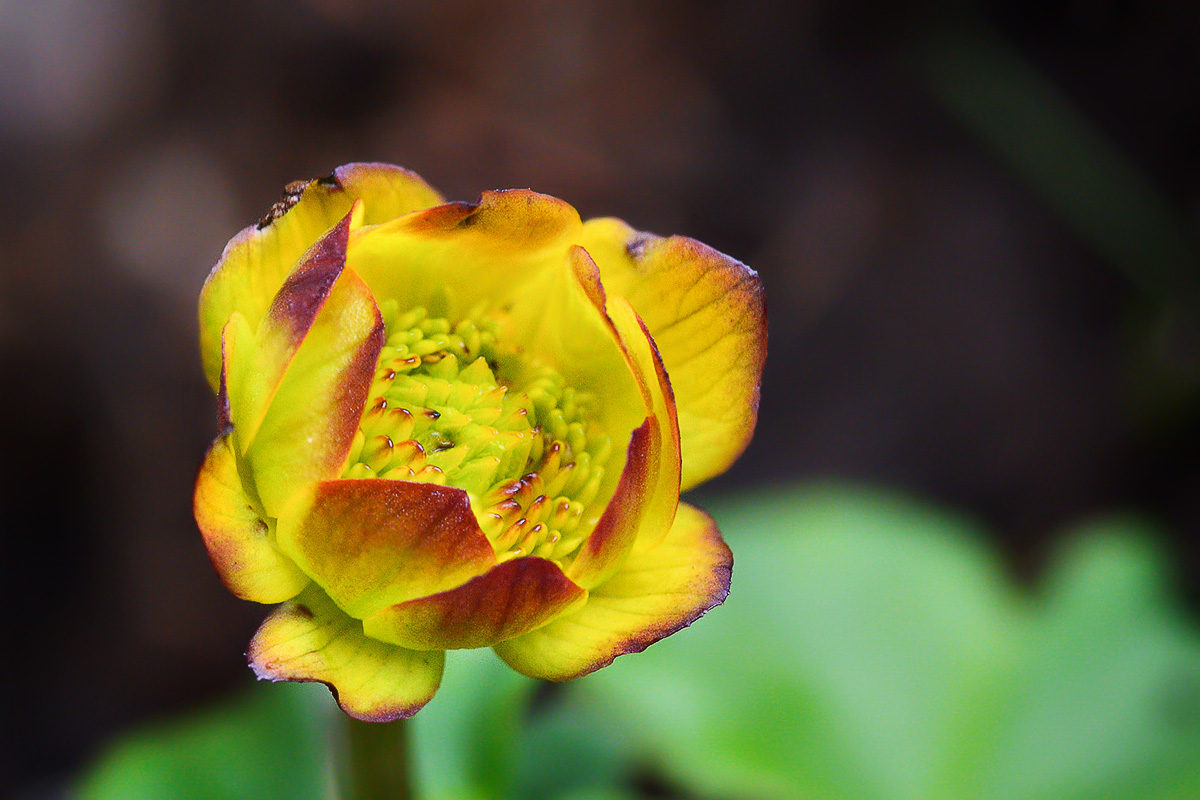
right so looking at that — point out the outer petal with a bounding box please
[200,164,443,389]
[493,502,731,681]
[249,587,444,722]
[579,218,766,490]
[193,434,309,603]
[362,557,587,651]
[243,261,385,517]
[275,479,497,620]
[347,189,582,323]
[224,208,361,452]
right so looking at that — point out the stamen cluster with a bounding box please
[342,303,612,564]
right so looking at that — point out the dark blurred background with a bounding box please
[3,0,1200,794]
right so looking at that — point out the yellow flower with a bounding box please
[194,163,766,721]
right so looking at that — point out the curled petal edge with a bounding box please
[249,587,445,722]
[493,502,732,681]
[193,434,309,603]
[363,556,587,651]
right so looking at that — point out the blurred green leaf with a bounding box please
[76,681,331,800]
[76,648,535,800]
[554,484,1200,800]
[410,647,535,800]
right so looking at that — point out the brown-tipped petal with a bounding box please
[347,188,582,323]
[606,297,682,553]
[225,209,359,451]
[493,502,731,681]
[275,479,497,620]
[193,434,309,603]
[579,218,766,490]
[363,557,588,651]
[565,418,655,590]
[246,264,384,516]
[200,164,444,389]
[249,587,444,722]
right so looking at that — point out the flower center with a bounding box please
[343,301,612,564]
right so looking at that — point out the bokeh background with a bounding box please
[4,0,1200,796]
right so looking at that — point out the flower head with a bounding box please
[194,163,766,720]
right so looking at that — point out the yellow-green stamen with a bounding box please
[343,302,612,564]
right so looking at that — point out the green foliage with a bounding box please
[76,483,1200,799]
[76,681,330,800]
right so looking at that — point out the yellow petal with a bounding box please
[275,479,497,620]
[347,188,582,322]
[579,218,766,490]
[223,208,364,452]
[503,247,652,554]
[605,296,681,553]
[249,586,444,722]
[200,164,443,389]
[363,557,587,651]
[193,434,309,603]
[244,264,384,516]
[493,502,731,681]
[218,311,259,457]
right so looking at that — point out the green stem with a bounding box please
[337,716,413,800]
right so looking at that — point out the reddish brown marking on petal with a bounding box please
[404,200,479,232]
[605,228,765,491]
[568,244,608,310]
[215,352,233,435]
[364,558,586,651]
[264,211,354,346]
[626,307,682,550]
[567,418,655,588]
[323,304,386,469]
[283,479,496,616]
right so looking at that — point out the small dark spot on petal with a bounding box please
[293,604,314,620]
[626,234,653,260]
[257,179,313,229]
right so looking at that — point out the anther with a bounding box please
[344,462,374,480]
[544,462,575,497]
[525,494,548,522]
[488,498,523,527]
[496,518,527,550]
[414,465,446,485]
[362,435,394,472]
[550,498,572,527]
[392,439,426,470]
[387,407,415,440]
